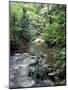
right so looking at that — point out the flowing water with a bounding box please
[9,38,55,88]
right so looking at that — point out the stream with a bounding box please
[9,38,55,88]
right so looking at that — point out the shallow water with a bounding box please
[9,38,55,88]
[9,53,36,88]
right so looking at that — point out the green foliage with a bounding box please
[52,48,65,70]
[41,4,66,73]
[10,2,66,77]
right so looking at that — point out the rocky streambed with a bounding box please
[9,53,55,88]
[9,38,66,88]
[9,53,36,88]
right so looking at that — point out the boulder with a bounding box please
[59,79,66,85]
[48,72,56,76]
[33,38,44,43]
[35,79,55,87]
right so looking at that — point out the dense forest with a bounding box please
[9,2,66,88]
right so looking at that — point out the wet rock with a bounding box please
[48,72,56,76]
[18,53,30,60]
[41,64,49,68]
[16,77,35,87]
[35,79,54,87]
[48,72,56,81]
[33,38,44,43]
[14,53,21,56]
[59,79,66,85]
[43,79,55,86]
[31,56,36,59]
